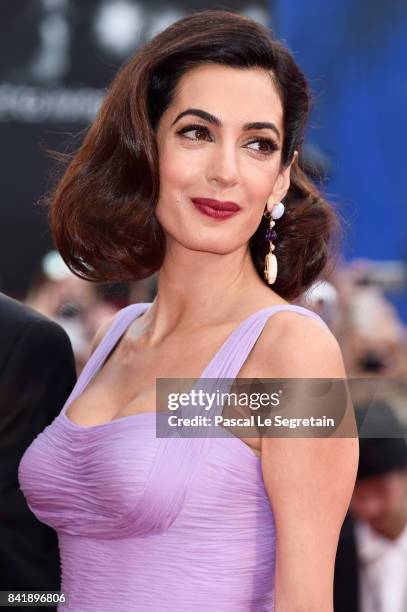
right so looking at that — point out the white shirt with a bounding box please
[355,519,407,612]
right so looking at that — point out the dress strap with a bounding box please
[201,304,329,381]
[60,302,151,415]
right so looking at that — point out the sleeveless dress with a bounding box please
[18,302,328,612]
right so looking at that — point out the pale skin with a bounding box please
[66,64,359,611]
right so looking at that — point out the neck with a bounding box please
[141,241,278,344]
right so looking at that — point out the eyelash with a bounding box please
[176,123,279,156]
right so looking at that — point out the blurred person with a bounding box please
[334,403,407,612]
[0,292,76,610]
[18,10,358,612]
[341,285,407,379]
[26,250,118,372]
[333,262,407,380]
[332,263,407,422]
[300,279,340,328]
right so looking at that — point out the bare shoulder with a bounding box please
[244,308,346,378]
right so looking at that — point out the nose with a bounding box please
[206,138,239,188]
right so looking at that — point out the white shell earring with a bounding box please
[263,200,285,284]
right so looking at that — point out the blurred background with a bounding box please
[1,0,407,378]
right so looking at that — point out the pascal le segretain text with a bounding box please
[167,414,335,429]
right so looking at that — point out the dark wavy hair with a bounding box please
[47,9,342,301]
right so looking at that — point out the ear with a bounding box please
[269,150,298,202]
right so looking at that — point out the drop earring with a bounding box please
[263,200,285,284]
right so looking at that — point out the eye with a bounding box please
[246,138,279,156]
[175,124,279,157]
[176,124,212,141]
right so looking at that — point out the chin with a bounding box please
[167,230,243,255]
[188,238,242,255]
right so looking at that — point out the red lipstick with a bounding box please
[191,197,241,220]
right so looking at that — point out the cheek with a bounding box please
[155,152,194,239]
[158,142,200,193]
[243,163,280,208]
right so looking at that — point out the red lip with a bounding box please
[191,197,240,211]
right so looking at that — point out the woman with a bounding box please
[19,9,358,611]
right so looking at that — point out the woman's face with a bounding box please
[155,64,295,255]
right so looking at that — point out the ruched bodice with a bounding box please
[18,302,328,611]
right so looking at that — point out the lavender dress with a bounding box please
[18,302,328,611]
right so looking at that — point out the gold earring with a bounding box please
[263,199,285,284]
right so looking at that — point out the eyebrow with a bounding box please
[170,107,281,141]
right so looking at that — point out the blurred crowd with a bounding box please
[24,251,157,374]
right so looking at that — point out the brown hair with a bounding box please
[47,9,342,301]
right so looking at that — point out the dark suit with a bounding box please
[0,293,76,610]
[334,512,360,612]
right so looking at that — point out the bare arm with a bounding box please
[257,316,359,612]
